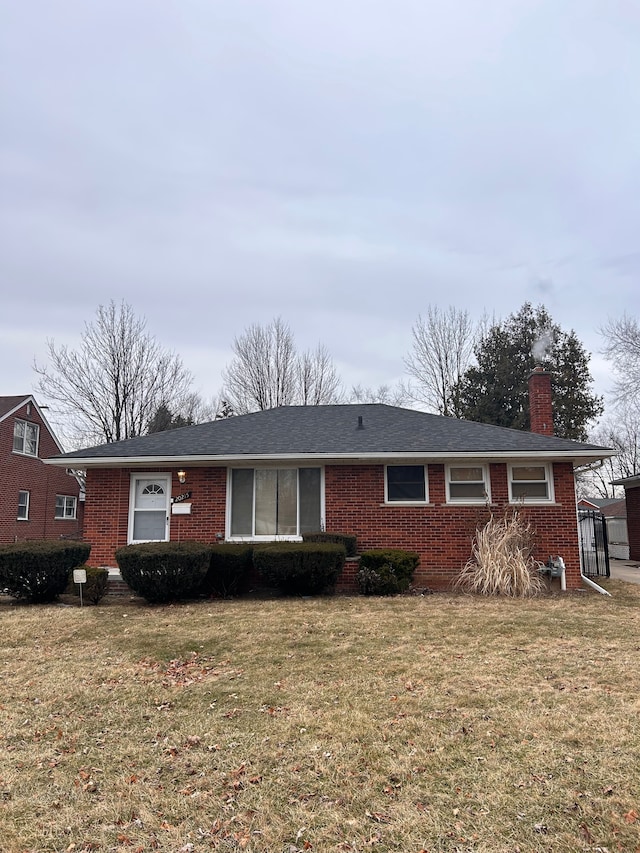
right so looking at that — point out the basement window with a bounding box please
[509,465,554,503]
[385,465,428,503]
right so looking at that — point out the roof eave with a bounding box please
[45,448,615,469]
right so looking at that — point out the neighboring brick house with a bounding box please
[610,475,640,562]
[45,370,614,591]
[0,395,84,543]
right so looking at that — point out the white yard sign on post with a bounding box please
[73,568,87,607]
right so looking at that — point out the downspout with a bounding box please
[581,573,612,596]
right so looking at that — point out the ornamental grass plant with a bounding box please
[456,508,543,597]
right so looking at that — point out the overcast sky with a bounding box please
[1,0,638,423]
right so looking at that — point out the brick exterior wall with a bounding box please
[0,401,83,543]
[326,462,581,590]
[528,368,554,436]
[85,461,582,591]
[83,467,226,566]
[625,485,640,561]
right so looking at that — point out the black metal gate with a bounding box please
[578,509,610,578]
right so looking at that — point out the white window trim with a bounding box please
[127,473,171,544]
[384,464,429,505]
[55,494,78,520]
[225,466,325,542]
[508,463,555,504]
[13,419,40,457]
[445,464,491,504]
[17,490,30,520]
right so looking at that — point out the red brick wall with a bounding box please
[84,461,582,591]
[0,402,83,543]
[84,467,226,565]
[528,368,554,436]
[325,462,582,590]
[625,486,640,561]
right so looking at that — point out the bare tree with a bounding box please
[348,382,410,407]
[404,306,477,416]
[578,403,640,497]
[600,313,640,406]
[222,317,297,413]
[34,300,196,445]
[222,317,342,413]
[298,344,343,405]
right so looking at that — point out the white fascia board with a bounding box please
[44,448,616,468]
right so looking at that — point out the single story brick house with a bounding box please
[0,394,84,543]
[45,370,614,591]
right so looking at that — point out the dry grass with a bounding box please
[1,583,640,853]
[456,511,543,598]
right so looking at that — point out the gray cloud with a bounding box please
[1,0,638,410]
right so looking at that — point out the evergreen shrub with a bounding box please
[0,540,91,602]
[201,544,254,597]
[302,531,358,557]
[254,543,345,595]
[68,565,109,604]
[115,542,211,603]
[357,549,420,595]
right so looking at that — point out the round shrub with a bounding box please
[254,543,345,595]
[357,549,420,595]
[0,540,92,603]
[115,542,212,603]
[201,544,254,597]
[302,531,358,557]
[68,565,109,604]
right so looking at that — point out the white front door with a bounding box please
[129,475,170,543]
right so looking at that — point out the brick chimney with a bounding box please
[528,366,554,436]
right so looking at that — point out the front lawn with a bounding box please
[1,582,638,852]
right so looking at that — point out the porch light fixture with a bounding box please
[177,470,187,484]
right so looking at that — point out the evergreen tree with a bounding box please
[146,404,193,434]
[456,303,603,440]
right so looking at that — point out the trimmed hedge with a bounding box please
[201,544,254,597]
[302,531,358,558]
[115,542,211,603]
[357,549,420,595]
[0,540,91,602]
[254,543,345,595]
[68,565,109,604]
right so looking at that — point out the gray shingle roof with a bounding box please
[49,404,612,464]
[0,395,31,421]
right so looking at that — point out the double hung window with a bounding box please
[17,490,30,520]
[446,466,489,503]
[55,495,78,519]
[13,420,39,456]
[509,465,553,502]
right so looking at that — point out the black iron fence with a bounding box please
[578,508,610,578]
